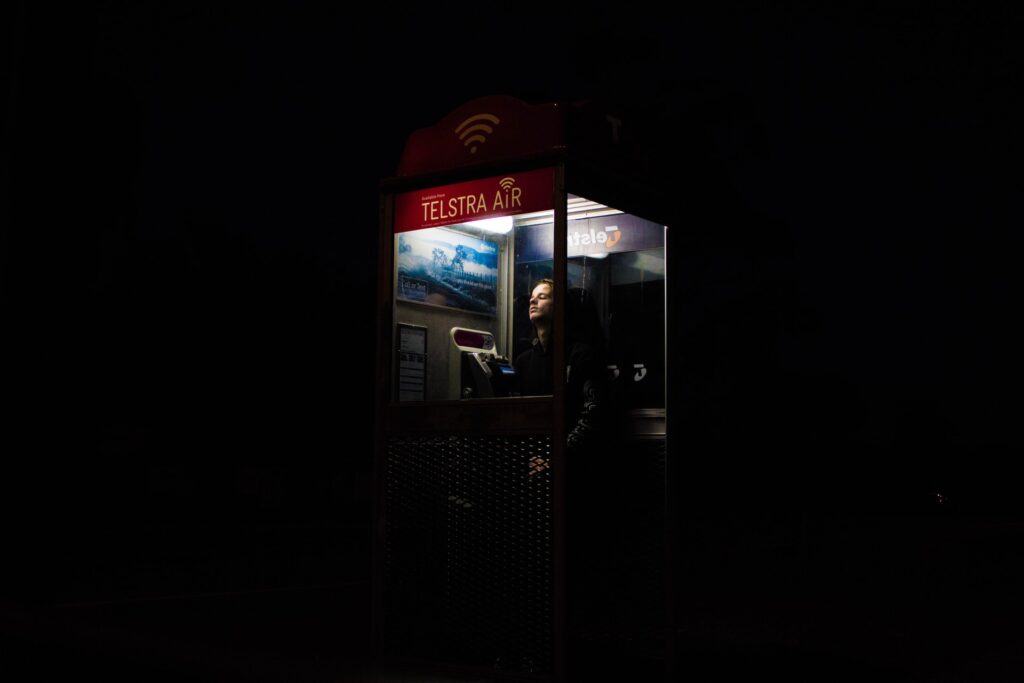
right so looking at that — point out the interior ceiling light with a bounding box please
[465,216,514,234]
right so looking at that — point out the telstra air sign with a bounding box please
[394,168,554,233]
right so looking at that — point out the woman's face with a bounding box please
[529,283,554,325]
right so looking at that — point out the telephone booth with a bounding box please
[374,96,671,681]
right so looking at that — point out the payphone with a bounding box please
[449,327,516,399]
[375,95,670,681]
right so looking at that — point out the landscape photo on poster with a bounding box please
[397,227,500,316]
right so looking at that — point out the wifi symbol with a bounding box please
[455,114,500,154]
[499,177,515,191]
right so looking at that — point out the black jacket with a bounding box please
[514,338,606,453]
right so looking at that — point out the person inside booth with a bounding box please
[514,279,608,454]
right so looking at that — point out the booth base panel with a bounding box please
[382,434,554,676]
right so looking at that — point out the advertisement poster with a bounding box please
[397,227,499,316]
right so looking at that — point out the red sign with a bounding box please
[397,96,563,177]
[394,168,554,233]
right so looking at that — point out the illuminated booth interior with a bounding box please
[393,193,664,406]
[375,96,668,681]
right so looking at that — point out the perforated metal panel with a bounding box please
[384,434,554,675]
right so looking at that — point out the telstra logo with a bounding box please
[455,114,501,154]
[568,225,621,248]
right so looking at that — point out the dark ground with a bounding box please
[4,2,1022,681]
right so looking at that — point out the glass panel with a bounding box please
[564,195,666,411]
[511,215,554,397]
[389,180,664,407]
[392,173,555,402]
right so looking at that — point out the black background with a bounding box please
[3,2,1021,680]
